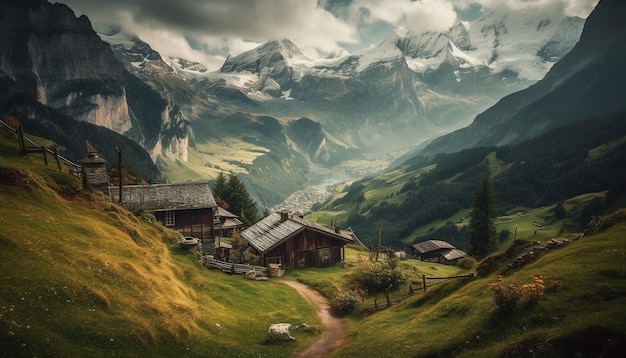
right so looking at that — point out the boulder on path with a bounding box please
[265,323,295,343]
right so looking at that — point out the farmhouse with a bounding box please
[108,182,217,250]
[410,240,467,266]
[241,211,355,269]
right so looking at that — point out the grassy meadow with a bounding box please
[0,131,321,357]
[2,126,626,357]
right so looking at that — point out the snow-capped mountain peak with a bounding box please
[445,40,483,69]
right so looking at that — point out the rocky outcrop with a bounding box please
[265,323,295,343]
[0,0,191,165]
[0,0,128,124]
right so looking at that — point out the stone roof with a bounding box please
[109,182,216,211]
[411,240,456,254]
[241,212,354,253]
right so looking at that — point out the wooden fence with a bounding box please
[422,273,476,291]
[359,273,477,312]
[0,120,81,174]
[202,256,268,276]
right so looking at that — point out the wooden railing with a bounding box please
[0,120,81,174]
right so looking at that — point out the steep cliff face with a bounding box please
[0,0,131,130]
[102,32,201,162]
[0,0,190,164]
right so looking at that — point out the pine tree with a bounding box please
[226,172,259,227]
[212,172,229,208]
[468,174,498,259]
[555,200,566,220]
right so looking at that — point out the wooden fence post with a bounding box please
[41,145,48,165]
[53,148,61,170]
[17,125,25,152]
[422,274,427,292]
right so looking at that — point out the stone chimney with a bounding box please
[280,210,289,223]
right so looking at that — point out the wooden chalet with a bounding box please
[109,182,217,248]
[410,240,467,266]
[214,206,243,238]
[241,211,355,269]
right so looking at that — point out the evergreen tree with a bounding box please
[555,200,566,220]
[226,172,259,227]
[212,172,229,208]
[468,174,498,259]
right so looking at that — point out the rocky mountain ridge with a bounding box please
[422,0,626,155]
[0,0,592,208]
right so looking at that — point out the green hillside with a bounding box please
[310,110,626,249]
[337,212,626,357]
[2,124,626,357]
[0,128,321,357]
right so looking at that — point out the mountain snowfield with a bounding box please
[156,9,583,97]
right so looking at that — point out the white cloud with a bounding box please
[59,0,599,71]
[451,0,598,18]
[349,0,412,24]
[61,0,358,71]
[405,0,458,34]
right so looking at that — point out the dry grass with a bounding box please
[0,130,321,357]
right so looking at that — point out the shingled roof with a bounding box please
[109,182,216,211]
[215,207,243,230]
[241,212,354,253]
[411,240,456,254]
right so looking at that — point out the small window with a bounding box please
[163,211,175,226]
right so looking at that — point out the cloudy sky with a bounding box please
[59,0,599,71]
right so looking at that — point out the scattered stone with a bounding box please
[295,323,320,334]
[245,270,256,280]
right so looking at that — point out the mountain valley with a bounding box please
[0,0,590,209]
[2,0,626,356]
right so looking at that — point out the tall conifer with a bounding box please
[468,174,498,258]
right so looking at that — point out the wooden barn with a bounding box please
[410,240,467,266]
[241,211,355,269]
[109,182,217,248]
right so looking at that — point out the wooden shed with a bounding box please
[241,211,355,269]
[410,240,467,266]
[214,206,243,238]
[108,182,217,250]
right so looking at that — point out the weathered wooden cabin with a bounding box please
[241,211,355,269]
[410,240,467,265]
[214,206,243,238]
[108,182,217,248]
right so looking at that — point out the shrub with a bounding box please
[488,273,548,313]
[457,256,477,269]
[487,275,523,313]
[331,290,360,316]
[351,257,406,297]
[521,274,545,302]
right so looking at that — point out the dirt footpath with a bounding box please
[279,280,346,358]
